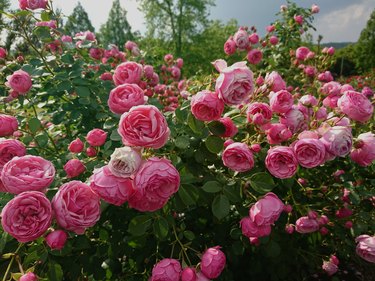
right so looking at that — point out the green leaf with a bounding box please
[207,121,226,136]
[187,113,204,134]
[61,54,74,64]
[205,135,224,154]
[249,172,276,194]
[183,231,195,241]
[28,118,42,134]
[110,130,122,141]
[48,263,63,281]
[153,217,169,239]
[41,11,50,21]
[264,240,281,258]
[202,181,222,193]
[128,215,152,236]
[178,185,196,206]
[35,133,49,147]
[175,136,190,149]
[212,194,230,220]
[75,86,91,97]
[78,97,91,105]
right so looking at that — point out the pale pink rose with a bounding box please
[68,138,84,153]
[36,20,57,29]
[1,155,55,194]
[124,40,138,51]
[295,216,319,233]
[249,192,284,226]
[218,117,238,138]
[293,138,326,168]
[280,108,306,133]
[27,0,47,10]
[323,94,341,109]
[181,267,197,281]
[269,90,294,114]
[151,259,181,281]
[52,181,100,234]
[247,49,262,64]
[75,31,96,41]
[311,4,320,13]
[108,146,142,178]
[108,83,146,115]
[321,81,341,96]
[191,90,224,121]
[322,261,338,276]
[64,159,86,178]
[222,142,254,172]
[338,91,373,123]
[164,54,174,64]
[86,128,107,147]
[304,66,316,77]
[320,126,352,157]
[350,132,375,166]
[249,33,259,44]
[296,47,310,61]
[118,105,170,149]
[212,59,227,72]
[224,37,236,55]
[1,191,52,242]
[45,230,68,250]
[265,71,286,92]
[299,94,318,106]
[233,29,249,49]
[113,62,143,86]
[240,217,272,238]
[318,71,333,82]
[265,123,292,144]
[201,246,226,279]
[269,36,279,45]
[89,166,134,206]
[170,66,181,80]
[294,15,303,25]
[215,61,254,106]
[265,146,298,179]
[19,272,38,281]
[247,102,272,125]
[6,70,32,94]
[355,235,375,263]
[0,139,26,170]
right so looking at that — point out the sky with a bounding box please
[9,0,375,43]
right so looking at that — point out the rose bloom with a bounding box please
[45,230,68,250]
[200,246,226,279]
[19,272,38,281]
[151,259,181,281]
[249,33,259,44]
[90,166,134,206]
[0,139,26,170]
[1,191,52,242]
[356,235,375,263]
[299,94,318,107]
[320,81,341,96]
[240,217,272,238]
[108,83,146,115]
[64,159,86,178]
[247,102,273,125]
[108,146,142,178]
[113,62,143,86]
[191,90,224,121]
[35,20,57,29]
[295,46,310,61]
[164,53,174,64]
[311,4,320,13]
[224,37,236,55]
[294,14,303,25]
[249,192,284,226]
[350,132,375,167]
[266,123,292,144]
[320,126,352,157]
[124,40,138,51]
[269,35,279,45]
[118,105,170,149]
[25,0,48,10]
[265,71,286,92]
[222,142,254,172]
[218,117,238,138]
[280,108,306,133]
[318,71,334,82]
[52,181,101,234]
[170,66,181,80]
[86,128,107,147]
[337,91,373,123]
[295,216,319,233]
[0,47,7,58]
[322,261,338,276]
[1,155,55,194]
[89,48,103,60]
[304,66,316,77]
[269,90,294,114]
[293,138,326,168]
[6,69,32,94]
[128,187,167,212]
[247,49,263,65]
[265,146,298,179]
[233,29,249,49]
[68,138,84,153]
[176,58,184,68]
[215,61,254,106]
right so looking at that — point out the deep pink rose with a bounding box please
[118,105,170,149]
[265,123,292,144]
[191,90,224,121]
[280,108,306,133]
[318,71,333,82]
[249,192,284,226]
[19,272,38,281]
[1,155,55,194]
[151,258,181,281]
[240,217,272,238]
[26,0,47,10]
[222,142,254,172]
[269,36,279,45]
[113,62,143,86]
[356,235,375,263]
[294,14,303,25]
[19,0,28,10]
[89,166,134,206]
[218,117,238,137]
[52,181,100,234]
[249,33,259,44]
[108,83,146,115]
[128,187,166,212]
[224,37,236,55]
[0,139,26,170]
[338,91,373,123]
[233,29,249,49]
[170,66,181,80]
[322,261,338,276]
[86,128,107,147]
[108,146,142,178]
[89,48,103,60]
[181,268,197,281]
[200,246,226,279]
[293,138,326,168]
[247,49,263,65]
[265,71,286,92]
[269,90,294,114]
[68,138,84,153]
[45,230,68,250]
[0,47,6,58]
[1,191,52,242]
[64,159,86,178]
[100,72,113,81]
[215,61,254,106]
[265,146,298,179]
[5,70,32,94]
[296,46,310,61]
[247,102,273,125]
[143,65,154,79]
[350,132,375,166]
[320,126,352,157]
[295,216,319,233]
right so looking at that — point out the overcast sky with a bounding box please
[9,0,375,43]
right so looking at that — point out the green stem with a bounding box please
[2,243,23,281]
[172,225,192,266]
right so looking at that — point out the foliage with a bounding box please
[356,9,375,72]
[64,2,95,37]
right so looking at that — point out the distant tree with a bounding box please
[356,9,375,72]
[99,0,133,48]
[64,2,95,37]
[0,0,10,35]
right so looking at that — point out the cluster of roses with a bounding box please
[150,246,226,281]
[19,0,47,10]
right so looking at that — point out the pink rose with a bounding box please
[181,268,197,281]
[215,61,254,106]
[6,70,32,94]
[61,35,72,43]
[322,261,338,276]
[233,29,249,49]
[89,48,103,60]
[108,146,142,178]
[164,54,174,64]
[19,0,28,9]
[100,72,113,81]
[318,71,333,82]
[269,90,294,114]
[108,83,146,115]
[265,146,298,179]
[240,217,272,238]
[75,31,96,41]
[265,71,286,92]
[170,66,181,80]
[269,36,279,45]
[311,4,320,13]
[200,246,226,279]
[124,40,138,51]
[362,86,373,98]
[1,191,52,242]
[222,142,254,172]
[266,25,275,32]
[321,81,341,96]
[68,138,84,153]
[191,90,224,121]
[128,187,166,212]
[151,259,181,281]
[52,181,101,234]
[247,49,262,64]
[0,47,6,58]
[1,155,55,194]
[36,20,57,29]
[295,216,319,233]
[265,123,292,144]
[118,105,170,149]
[304,66,316,77]
[196,272,210,281]
[350,132,375,166]
[86,128,107,147]
[355,235,375,263]
[249,33,259,44]
[296,47,310,61]
[0,139,26,170]
[176,58,184,68]
[19,272,38,281]
[26,0,47,10]
[280,108,306,133]
[64,159,86,178]
[249,192,284,226]
[113,62,143,86]
[294,15,303,25]
[45,230,68,250]
[293,138,326,168]
[218,117,238,138]
[86,146,97,157]
[247,102,273,125]
[338,91,373,123]
[320,126,352,157]
[143,65,154,79]
[299,94,318,106]
[224,37,236,55]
